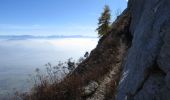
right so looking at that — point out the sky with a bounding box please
[0,0,127,36]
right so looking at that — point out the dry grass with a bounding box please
[15,9,132,100]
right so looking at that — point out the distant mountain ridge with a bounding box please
[0,35,97,40]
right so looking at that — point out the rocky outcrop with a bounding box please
[82,81,99,97]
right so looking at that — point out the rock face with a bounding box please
[116,0,170,100]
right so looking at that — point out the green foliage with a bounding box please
[96,5,111,37]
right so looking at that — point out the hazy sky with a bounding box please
[0,0,127,36]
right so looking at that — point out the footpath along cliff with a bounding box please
[74,0,170,99]
[22,0,170,100]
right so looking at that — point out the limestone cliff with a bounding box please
[117,0,170,100]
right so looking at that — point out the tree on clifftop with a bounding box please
[96,5,111,37]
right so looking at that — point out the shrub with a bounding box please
[96,5,111,37]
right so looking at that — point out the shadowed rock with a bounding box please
[116,0,170,100]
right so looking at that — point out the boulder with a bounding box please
[82,81,99,97]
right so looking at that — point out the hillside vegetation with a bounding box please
[17,0,170,100]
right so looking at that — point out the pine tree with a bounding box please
[96,5,111,37]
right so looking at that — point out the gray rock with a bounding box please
[134,73,165,100]
[82,81,99,96]
[165,73,170,89]
[116,0,170,100]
